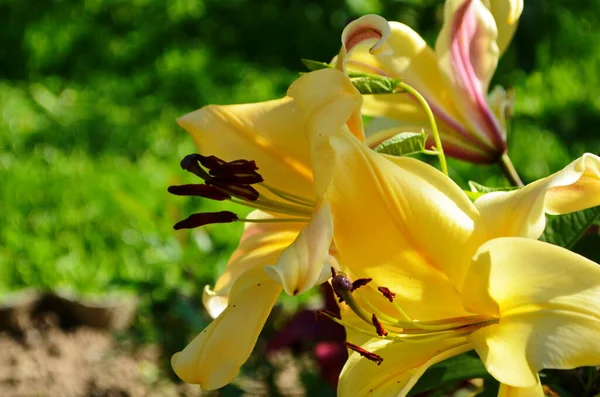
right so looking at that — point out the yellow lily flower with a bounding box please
[334,0,523,165]
[286,69,600,396]
[169,71,365,389]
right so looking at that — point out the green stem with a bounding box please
[499,152,524,187]
[397,82,448,175]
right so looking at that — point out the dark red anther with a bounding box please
[211,183,259,201]
[378,287,396,302]
[351,278,372,292]
[167,184,231,201]
[208,173,264,185]
[180,154,211,180]
[209,159,258,176]
[173,211,238,230]
[330,267,337,279]
[196,155,226,170]
[315,310,341,321]
[345,342,383,365]
[371,314,388,337]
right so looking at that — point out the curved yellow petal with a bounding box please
[177,97,314,200]
[436,0,504,151]
[287,68,364,197]
[545,153,600,214]
[464,238,600,387]
[172,267,282,389]
[203,210,304,318]
[338,337,471,397]
[474,153,600,240]
[265,200,333,296]
[326,132,480,319]
[336,14,392,74]
[482,0,523,56]
[498,381,544,397]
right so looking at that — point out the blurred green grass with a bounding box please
[1,0,599,363]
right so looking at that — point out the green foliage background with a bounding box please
[1,0,599,391]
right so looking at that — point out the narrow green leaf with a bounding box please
[374,131,428,157]
[301,58,331,71]
[540,206,600,249]
[350,76,402,95]
[468,181,520,193]
[409,353,490,395]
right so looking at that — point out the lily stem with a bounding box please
[499,152,524,187]
[397,82,448,176]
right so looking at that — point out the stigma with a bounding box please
[319,269,498,363]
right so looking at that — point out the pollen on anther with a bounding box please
[378,286,396,302]
[315,309,340,320]
[371,314,388,337]
[351,278,372,292]
[345,342,383,365]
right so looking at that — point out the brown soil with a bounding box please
[0,311,203,397]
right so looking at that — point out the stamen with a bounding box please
[209,159,258,175]
[315,309,341,320]
[345,342,383,365]
[173,211,238,230]
[167,184,231,200]
[195,154,226,170]
[180,154,212,180]
[213,183,259,201]
[236,217,308,224]
[262,183,316,208]
[351,278,372,292]
[209,173,264,185]
[377,286,396,302]
[371,314,388,337]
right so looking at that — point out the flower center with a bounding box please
[320,269,497,365]
[168,154,316,229]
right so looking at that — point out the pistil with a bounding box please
[324,269,497,354]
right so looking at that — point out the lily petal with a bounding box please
[545,153,600,214]
[464,238,600,387]
[482,0,524,56]
[203,210,304,318]
[436,0,504,151]
[338,337,471,397]
[326,132,479,318]
[177,97,314,200]
[336,14,392,74]
[265,201,334,296]
[172,267,282,390]
[288,68,364,197]
[498,381,544,397]
[475,153,600,240]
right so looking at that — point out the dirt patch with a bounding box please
[0,304,203,397]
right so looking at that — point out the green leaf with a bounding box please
[374,131,428,157]
[301,58,331,71]
[350,76,403,94]
[468,181,520,193]
[409,352,491,395]
[540,206,600,249]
